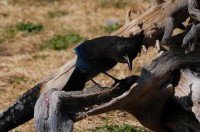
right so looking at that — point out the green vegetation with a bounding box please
[91,124,149,132]
[46,0,62,2]
[40,33,84,50]
[3,26,17,40]
[16,22,44,33]
[8,76,27,84]
[114,0,128,8]
[47,11,67,18]
[100,0,128,8]
[0,25,17,43]
[103,23,122,33]
[0,22,44,43]
[90,116,148,132]
[32,55,49,60]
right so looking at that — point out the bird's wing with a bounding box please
[75,36,119,62]
[74,42,96,62]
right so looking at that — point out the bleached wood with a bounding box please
[188,0,200,22]
[112,0,188,47]
[34,89,73,132]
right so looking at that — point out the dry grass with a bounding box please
[0,0,155,131]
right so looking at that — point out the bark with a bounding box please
[0,84,42,131]
[188,0,200,22]
[112,0,188,47]
[182,23,200,54]
[34,89,74,132]
[34,76,138,132]
[151,0,164,6]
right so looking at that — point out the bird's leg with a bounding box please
[102,72,120,87]
[86,76,102,88]
[90,79,102,88]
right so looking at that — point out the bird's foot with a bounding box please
[103,72,121,86]
[90,79,103,88]
[111,79,121,87]
[94,83,103,88]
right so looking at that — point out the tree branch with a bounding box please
[113,0,188,48]
[188,0,200,22]
[34,47,200,131]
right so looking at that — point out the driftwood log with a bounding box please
[1,0,200,131]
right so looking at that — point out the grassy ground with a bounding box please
[0,0,156,131]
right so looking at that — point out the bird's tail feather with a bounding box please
[63,69,87,91]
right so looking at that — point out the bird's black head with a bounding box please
[111,30,144,70]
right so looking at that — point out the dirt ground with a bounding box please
[0,0,157,131]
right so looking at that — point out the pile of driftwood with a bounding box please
[1,0,200,131]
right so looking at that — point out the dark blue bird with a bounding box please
[63,30,144,91]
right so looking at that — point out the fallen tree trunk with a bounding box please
[1,0,200,131]
[34,76,138,132]
[34,48,200,131]
[188,0,200,22]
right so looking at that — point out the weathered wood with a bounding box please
[151,0,164,6]
[182,23,200,53]
[175,69,200,121]
[74,49,200,131]
[188,0,200,22]
[34,76,138,132]
[33,48,200,131]
[0,83,42,132]
[112,0,188,48]
[34,89,73,132]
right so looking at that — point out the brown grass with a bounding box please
[0,0,155,131]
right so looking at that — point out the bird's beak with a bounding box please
[123,54,132,71]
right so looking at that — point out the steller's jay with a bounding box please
[63,30,144,91]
